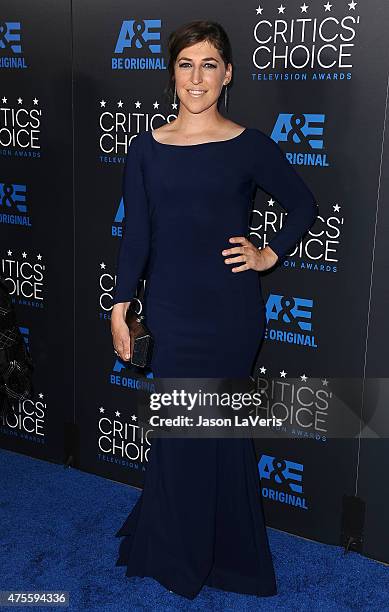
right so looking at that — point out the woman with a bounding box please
[111,20,317,600]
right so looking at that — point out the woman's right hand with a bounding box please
[111,302,132,361]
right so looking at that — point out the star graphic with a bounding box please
[2,97,7,103]
[260,366,267,373]
[7,250,12,256]
[135,101,141,108]
[348,0,357,9]
[39,392,44,399]
[333,204,341,212]
[256,4,263,14]
[33,98,39,105]
[153,101,159,109]
[322,379,329,386]
[99,406,105,413]
[131,414,137,421]
[280,370,287,378]
[37,254,42,260]
[301,3,308,12]
[100,100,106,107]
[172,102,178,110]
[117,100,123,108]
[115,410,121,417]
[22,252,27,258]
[324,2,332,10]
[300,374,308,382]
[17,97,23,104]
[278,5,285,14]
[268,198,275,206]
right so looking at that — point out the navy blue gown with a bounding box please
[113,127,317,599]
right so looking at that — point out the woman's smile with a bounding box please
[186,89,207,97]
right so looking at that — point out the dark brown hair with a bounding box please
[164,20,233,102]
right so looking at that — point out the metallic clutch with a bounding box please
[125,300,154,368]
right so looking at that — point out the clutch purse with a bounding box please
[125,299,154,368]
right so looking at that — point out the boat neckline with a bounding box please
[150,127,249,147]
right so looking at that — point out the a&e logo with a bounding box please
[271,113,329,167]
[112,196,124,237]
[0,21,28,69]
[258,454,308,509]
[0,182,31,227]
[265,294,317,348]
[112,19,166,71]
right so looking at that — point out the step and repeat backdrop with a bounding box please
[1,0,389,564]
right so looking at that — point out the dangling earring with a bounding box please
[224,83,228,110]
[173,83,177,107]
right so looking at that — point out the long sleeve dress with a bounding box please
[113,127,317,599]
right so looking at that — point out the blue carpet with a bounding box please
[0,448,388,611]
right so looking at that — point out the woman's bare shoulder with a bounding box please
[223,120,247,134]
[151,123,178,144]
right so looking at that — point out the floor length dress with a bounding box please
[112,127,317,599]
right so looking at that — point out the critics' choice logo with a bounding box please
[0,96,42,156]
[1,249,45,305]
[98,99,177,159]
[97,404,152,467]
[112,19,166,70]
[0,182,32,227]
[249,200,344,271]
[271,113,329,166]
[0,385,47,443]
[99,260,119,312]
[255,371,331,438]
[258,454,308,509]
[0,21,28,69]
[252,2,360,81]
[99,261,146,314]
[264,293,317,347]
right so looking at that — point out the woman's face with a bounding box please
[173,40,232,114]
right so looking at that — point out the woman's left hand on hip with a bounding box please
[222,236,279,272]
